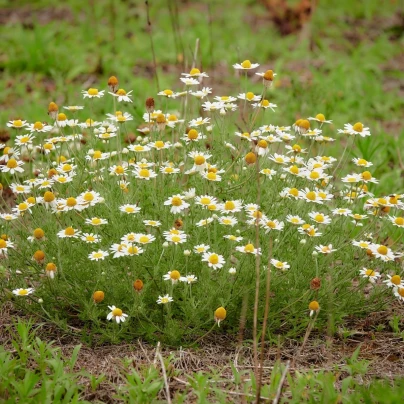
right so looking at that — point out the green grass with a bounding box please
[2,318,404,403]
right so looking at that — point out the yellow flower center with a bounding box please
[194,156,206,165]
[91,218,102,225]
[46,263,57,272]
[291,218,300,224]
[127,246,139,254]
[207,172,217,180]
[241,60,252,68]
[155,141,165,148]
[83,192,94,202]
[64,227,75,236]
[13,120,23,127]
[33,121,44,130]
[362,171,372,181]
[309,301,319,311]
[353,122,363,132]
[244,244,255,253]
[57,113,67,121]
[26,197,35,204]
[397,288,404,297]
[290,165,299,174]
[365,269,375,276]
[189,68,200,75]
[7,159,18,169]
[163,89,173,96]
[200,197,210,205]
[112,308,123,316]
[0,239,6,248]
[314,214,324,222]
[138,169,150,178]
[209,254,219,264]
[241,132,250,138]
[357,158,367,166]
[299,120,310,130]
[306,191,316,201]
[139,236,150,244]
[171,197,183,206]
[215,307,226,320]
[391,275,401,285]
[267,221,276,228]
[246,92,255,100]
[44,191,55,202]
[88,88,99,96]
[86,236,95,242]
[115,166,125,174]
[188,129,198,140]
[310,171,320,180]
[224,201,235,210]
[18,289,29,295]
[171,235,181,243]
[116,89,126,96]
[257,139,268,148]
[20,136,31,144]
[394,217,404,226]
[261,99,270,107]
[377,245,388,255]
[289,188,299,197]
[263,70,274,81]
[315,113,325,121]
[170,270,181,280]
[33,228,45,238]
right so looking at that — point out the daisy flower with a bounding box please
[196,217,214,227]
[338,122,371,137]
[120,204,141,215]
[359,268,381,283]
[107,306,128,323]
[269,153,290,165]
[202,252,225,269]
[180,77,200,86]
[270,259,290,271]
[110,243,128,258]
[26,121,53,133]
[389,216,404,228]
[160,165,180,175]
[126,245,144,256]
[194,244,210,254]
[1,158,25,174]
[164,194,190,214]
[352,240,371,249]
[109,89,133,102]
[63,105,84,112]
[238,92,261,102]
[188,151,212,172]
[128,144,151,153]
[233,60,259,70]
[89,250,109,261]
[7,119,27,128]
[332,208,352,216]
[85,217,108,226]
[180,274,198,284]
[165,233,187,244]
[352,157,373,167]
[202,171,222,182]
[235,243,261,255]
[133,234,155,245]
[286,215,305,225]
[309,301,320,317]
[370,244,396,262]
[149,140,172,150]
[252,100,277,111]
[82,88,105,99]
[0,239,14,254]
[218,216,238,226]
[188,117,210,127]
[261,218,284,232]
[309,212,332,225]
[133,167,158,180]
[307,114,332,124]
[57,227,81,238]
[182,68,208,78]
[143,219,161,227]
[393,287,404,302]
[384,274,404,288]
[157,89,179,98]
[81,233,101,243]
[220,200,243,214]
[157,294,173,304]
[298,224,322,238]
[223,234,243,242]
[260,168,276,179]
[315,244,337,254]
[12,288,34,296]
[163,270,181,284]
